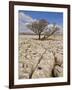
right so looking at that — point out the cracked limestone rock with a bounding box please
[18,35,63,79]
[32,51,55,78]
[55,53,63,66]
[53,65,63,77]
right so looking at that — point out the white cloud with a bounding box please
[44,24,63,35]
[19,12,34,23]
[19,12,36,33]
[19,22,34,33]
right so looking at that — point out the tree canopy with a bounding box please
[27,19,48,40]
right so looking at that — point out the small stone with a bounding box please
[55,53,63,66]
[53,65,63,77]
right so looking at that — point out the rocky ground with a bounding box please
[18,35,63,79]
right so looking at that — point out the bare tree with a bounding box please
[43,23,59,39]
[27,19,48,40]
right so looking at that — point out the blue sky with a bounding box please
[19,10,63,26]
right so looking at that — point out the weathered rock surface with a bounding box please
[32,50,55,78]
[53,52,63,77]
[55,53,63,66]
[18,35,63,79]
[53,65,63,77]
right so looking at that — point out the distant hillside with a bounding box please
[19,32,35,35]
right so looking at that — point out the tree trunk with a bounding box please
[39,34,41,40]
